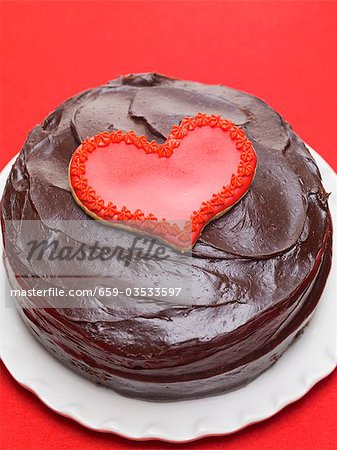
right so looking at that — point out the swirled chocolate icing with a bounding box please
[1,73,332,400]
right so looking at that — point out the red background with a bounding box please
[0,1,336,449]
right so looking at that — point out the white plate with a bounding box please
[0,147,336,443]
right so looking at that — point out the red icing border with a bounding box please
[69,113,257,250]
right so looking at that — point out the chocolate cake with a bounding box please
[1,73,332,400]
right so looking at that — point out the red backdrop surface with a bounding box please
[0,1,336,449]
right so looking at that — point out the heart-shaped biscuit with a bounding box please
[69,113,257,250]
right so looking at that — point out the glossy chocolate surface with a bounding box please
[1,73,332,400]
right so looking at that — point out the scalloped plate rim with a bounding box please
[0,146,336,443]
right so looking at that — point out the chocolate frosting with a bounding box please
[1,73,332,400]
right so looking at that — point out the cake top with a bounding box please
[2,73,330,348]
